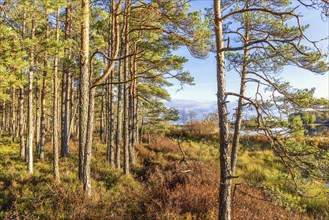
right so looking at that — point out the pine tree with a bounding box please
[212,0,328,219]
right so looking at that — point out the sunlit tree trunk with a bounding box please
[53,7,61,182]
[79,0,90,181]
[214,1,232,219]
[123,0,131,175]
[84,84,95,195]
[116,50,123,169]
[107,0,116,167]
[27,19,36,174]
[106,3,115,164]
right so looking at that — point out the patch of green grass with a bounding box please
[300,197,329,215]
[235,143,329,216]
[0,136,150,219]
[180,140,219,161]
[0,134,327,219]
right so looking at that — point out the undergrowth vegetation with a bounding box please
[0,135,328,219]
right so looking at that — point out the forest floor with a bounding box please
[0,134,328,219]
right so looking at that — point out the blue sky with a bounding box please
[166,1,329,118]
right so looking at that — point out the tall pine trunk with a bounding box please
[83,86,95,195]
[39,11,50,160]
[116,51,123,169]
[123,0,131,175]
[53,7,61,182]
[129,45,138,164]
[100,90,105,143]
[19,11,27,160]
[61,1,72,157]
[214,1,232,219]
[27,19,36,174]
[79,0,90,181]
[35,80,41,155]
[39,62,47,161]
[19,86,25,159]
[1,102,5,135]
[108,74,115,167]
[107,0,116,167]
[10,86,16,142]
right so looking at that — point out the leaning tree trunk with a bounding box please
[214,1,232,220]
[27,19,36,174]
[231,7,249,174]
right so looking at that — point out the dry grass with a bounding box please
[0,135,319,219]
